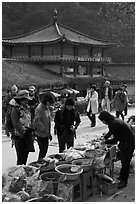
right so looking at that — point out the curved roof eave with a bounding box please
[64,38,113,47]
[2,38,63,45]
[58,22,114,46]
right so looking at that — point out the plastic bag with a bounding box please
[2,191,22,202]
[57,182,73,202]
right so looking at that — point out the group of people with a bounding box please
[2,81,134,190]
[85,81,129,127]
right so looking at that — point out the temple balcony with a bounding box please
[5,55,112,63]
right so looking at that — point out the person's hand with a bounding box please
[54,128,57,135]
[100,139,106,145]
[49,135,52,141]
[70,125,76,133]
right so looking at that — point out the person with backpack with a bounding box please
[11,90,34,165]
[2,85,18,136]
[113,87,127,120]
[54,98,81,153]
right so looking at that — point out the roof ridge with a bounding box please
[58,22,113,44]
[54,22,62,37]
[2,22,54,41]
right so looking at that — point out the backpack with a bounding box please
[5,105,14,132]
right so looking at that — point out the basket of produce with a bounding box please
[72,158,94,172]
[40,172,60,195]
[55,164,83,181]
[85,149,105,158]
[48,153,70,165]
[28,158,55,174]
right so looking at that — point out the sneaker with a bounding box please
[118,180,127,189]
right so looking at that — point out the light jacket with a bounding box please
[85,90,98,114]
[33,103,51,138]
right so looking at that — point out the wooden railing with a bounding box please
[9,55,112,63]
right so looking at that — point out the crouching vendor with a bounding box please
[98,111,135,189]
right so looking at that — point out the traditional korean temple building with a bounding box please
[2,9,114,96]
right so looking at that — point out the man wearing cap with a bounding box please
[100,80,113,112]
[11,90,34,165]
[2,85,18,136]
[33,92,55,159]
[54,98,81,153]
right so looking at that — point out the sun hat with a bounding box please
[14,90,32,100]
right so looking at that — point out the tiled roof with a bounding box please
[58,24,112,46]
[3,22,113,47]
[2,24,61,44]
[2,59,67,91]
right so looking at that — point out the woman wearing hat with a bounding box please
[54,98,81,153]
[11,90,34,165]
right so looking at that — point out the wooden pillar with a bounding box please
[89,46,93,76]
[101,48,104,76]
[74,45,78,77]
[10,46,13,58]
[41,44,44,57]
[102,48,104,57]
[28,45,31,58]
[60,42,63,76]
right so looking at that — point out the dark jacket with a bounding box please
[54,106,81,135]
[100,86,113,100]
[113,92,126,111]
[104,117,135,152]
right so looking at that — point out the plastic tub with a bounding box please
[55,164,83,181]
[72,158,94,172]
[40,171,60,195]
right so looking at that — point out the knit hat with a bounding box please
[29,86,35,91]
[11,84,18,92]
[41,92,55,105]
[105,81,110,85]
[14,90,32,100]
[65,98,75,106]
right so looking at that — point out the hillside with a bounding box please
[2,59,67,92]
[2,2,135,63]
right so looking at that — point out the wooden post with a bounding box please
[89,46,93,76]
[41,44,44,58]
[60,42,63,76]
[28,45,31,58]
[10,46,13,58]
[74,45,78,77]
